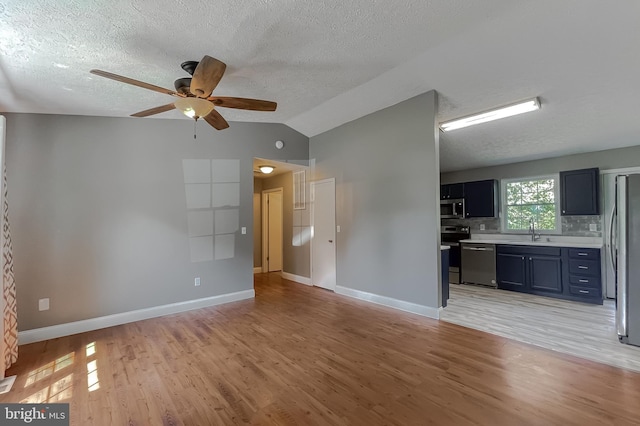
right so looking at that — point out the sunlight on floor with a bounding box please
[21,373,73,403]
[19,341,101,403]
[86,342,100,392]
[24,352,74,387]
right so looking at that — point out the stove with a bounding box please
[441,225,470,284]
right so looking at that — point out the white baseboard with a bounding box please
[281,271,312,286]
[335,286,440,319]
[18,289,255,345]
[253,267,262,274]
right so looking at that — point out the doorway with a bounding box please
[311,178,336,290]
[262,188,283,272]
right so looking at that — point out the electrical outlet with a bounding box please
[194,277,201,287]
[589,223,597,232]
[479,224,486,231]
[39,298,50,311]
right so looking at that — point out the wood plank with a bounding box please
[441,283,640,371]
[1,273,640,425]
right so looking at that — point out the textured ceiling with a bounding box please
[1,1,639,172]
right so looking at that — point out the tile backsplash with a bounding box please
[441,217,500,233]
[561,215,602,237]
[442,215,602,238]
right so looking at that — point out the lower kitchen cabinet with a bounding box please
[495,253,527,292]
[496,245,602,304]
[529,256,563,293]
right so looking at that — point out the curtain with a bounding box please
[0,116,17,378]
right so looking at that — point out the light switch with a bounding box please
[241,227,247,234]
[337,225,341,233]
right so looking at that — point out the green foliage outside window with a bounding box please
[505,178,557,231]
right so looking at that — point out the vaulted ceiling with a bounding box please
[1,1,638,171]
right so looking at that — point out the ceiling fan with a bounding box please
[90,55,277,131]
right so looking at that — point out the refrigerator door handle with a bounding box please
[609,202,616,272]
[616,175,628,338]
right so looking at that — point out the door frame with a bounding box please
[261,187,284,273]
[310,178,336,290]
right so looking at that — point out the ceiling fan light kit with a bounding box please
[439,97,540,132]
[174,97,214,119]
[89,55,277,132]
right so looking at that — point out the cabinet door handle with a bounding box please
[579,279,589,283]
[578,253,588,256]
[579,290,590,294]
[578,265,588,269]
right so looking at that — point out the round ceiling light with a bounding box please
[259,165,275,174]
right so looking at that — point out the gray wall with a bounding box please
[309,91,441,308]
[5,113,308,331]
[261,171,311,278]
[441,144,640,183]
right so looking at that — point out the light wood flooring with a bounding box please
[441,283,640,372]
[3,273,640,425]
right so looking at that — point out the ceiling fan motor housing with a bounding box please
[180,61,199,76]
[174,77,192,95]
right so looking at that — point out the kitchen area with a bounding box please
[439,165,640,372]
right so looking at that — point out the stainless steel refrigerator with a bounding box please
[616,174,640,346]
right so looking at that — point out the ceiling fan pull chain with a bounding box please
[194,119,197,139]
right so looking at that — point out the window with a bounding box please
[502,175,559,233]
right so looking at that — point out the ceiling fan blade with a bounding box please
[208,97,277,111]
[203,109,229,130]
[90,69,179,96]
[190,56,226,98]
[130,103,176,118]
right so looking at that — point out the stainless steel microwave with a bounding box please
[440,199,465,219]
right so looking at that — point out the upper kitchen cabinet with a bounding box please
[440,183,464,200]
[464,179,498,218]
[560,168,600,215]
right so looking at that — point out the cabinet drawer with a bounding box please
[569,275,600,288]
[568,248,600,260]
[569,285,602,298]
[569,259,600,276]
[497,245,561,257]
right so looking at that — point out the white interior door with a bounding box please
[268,191,283,271]
[262,189,283,272]
[311,179,336,290]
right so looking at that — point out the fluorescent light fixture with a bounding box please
[440,98,540,132]
[259,165,274,174]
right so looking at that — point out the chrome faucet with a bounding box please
[529,218,541,241]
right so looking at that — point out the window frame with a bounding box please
[500,174,561,234]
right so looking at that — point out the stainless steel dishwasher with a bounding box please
[461,242,497,287]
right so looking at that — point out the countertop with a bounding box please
[459,239,603,249]
[441,245,450,250]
